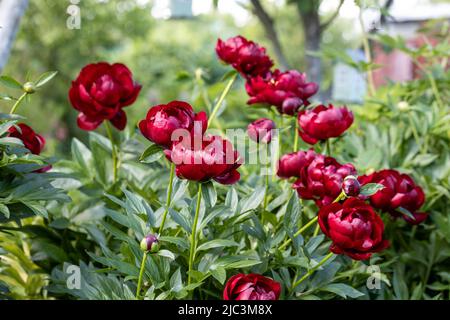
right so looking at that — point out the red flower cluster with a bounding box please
[166,134,241,185]
[298,104,354,145]
[277,150,356,207]
[216,35,318,116]
[277,149,316,179]
[216,36,273,78]
[69,62,141,131]
[139,101,208,149]
[247,118,275,144]
[246,69,318,116]
[139,101,241,185]
[358,169,428,224]
[318,198,390,260]
[223,274,281,300]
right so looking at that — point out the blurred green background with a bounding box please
[0,0,365,155]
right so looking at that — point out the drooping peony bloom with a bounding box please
[165,134,241,185]
[8,123,51,172]
[277,149,316,179]
[8,123,45,155]
[297,104,354,145]
[318,198,390,260]
[69,62,141,131]
[358,169,427,224]
[216,35,273,78]
[223,274,281,300]
[140,234,159,253]
[293,154,357,207]
[247,118,275,144]
[139,101,208,149]
[245,69,318,115]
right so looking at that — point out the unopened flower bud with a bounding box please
[23,82,36,94]
[342,175,361,197]
[140,234,159,253]
[397,101,409,111]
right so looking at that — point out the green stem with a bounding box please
[278,216,318,251]
[208,73,237,126]
[293,116,299,152]
[262,168,270,224]
[188,183,203,286]
[9,92,27,114]
[104,121,118,182]
[278,192,345,251]
[313,223,320,237]
[358,7,376,97]
[325,139,331,156]
[136,251,148,300]
[158,163,175,234]
[291,252,334,291]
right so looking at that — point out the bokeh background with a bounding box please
[2,0,447,156]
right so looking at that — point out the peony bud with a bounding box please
[342,175,361,197]
[23,82,36,94]
[247,118,275,144]
[140,234,159,253]
[397,101,410,111]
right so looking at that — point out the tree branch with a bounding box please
[319,0,344,31]
[250,0,290,70]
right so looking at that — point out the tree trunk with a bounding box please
[0,0,29,72]
[297,8,322,85]
[250,0,290,70]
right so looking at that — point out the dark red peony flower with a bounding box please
[293,154,356,207]
[223,273,281,300]
[277,149,316,179]
[318,198,390,260]
[245,69,318,115]
[216,35,273,78]
[297,104,354,145]
[139,101,208,149]
[8,123,51,172]
[358,169,427,224]
[165,134,241,185]
[247,118,275,144]
[8,123,45,155]
[69,62,141,131]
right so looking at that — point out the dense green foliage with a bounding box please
[0,0,449,300]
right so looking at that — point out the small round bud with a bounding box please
[342,175,361,197]
[397,101,409,112]
[23,82,36,94]
[140,234,159,253]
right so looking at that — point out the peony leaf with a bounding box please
[139,144,164,163]
[0,75,22,90]
[397,207,415,220]
[360,183,384,196]
[35,71,58,88]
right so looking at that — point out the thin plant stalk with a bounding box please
[104,121,118,182]
[208,73,237,126]
[358,6,376,97]
[290,252,334,291]
[293,116,299,152]
[136,251,148,300]
[278,192,346,251]
[9,92,27,114]
[188,183,203,286]
[158,162,175,234]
